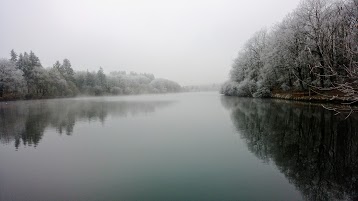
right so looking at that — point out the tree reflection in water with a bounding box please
[0,99,174,149]
[221,96,358,201]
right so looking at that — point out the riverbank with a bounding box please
[271,90,357,105]
[0,91,185,102]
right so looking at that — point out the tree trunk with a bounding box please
[317,46,326,88]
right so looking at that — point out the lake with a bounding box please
[0,92,357,201]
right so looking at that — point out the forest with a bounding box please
[0,50,181,100]
[221,0,357,103]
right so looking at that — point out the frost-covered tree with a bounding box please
[224,29,268,97]
[1,50,181,100]
[14,51,47,96]
[10,49,17,62]
[62,59,74,81]
[47,67,68,96]
[222,0,357,103]
[53,60,61,71]
[150,78,181,93]
[0,59,26,98]
[96,67,106,87]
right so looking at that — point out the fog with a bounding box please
[0,0,301,85]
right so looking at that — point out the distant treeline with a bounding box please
[221,0,357,101]
[0,50,181,100]
[182,83,221,92]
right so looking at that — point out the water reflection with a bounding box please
[0,98,174,149]
[221,96,358,201]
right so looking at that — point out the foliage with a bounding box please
[0,50,181,100]
[222,0,358,103]
[0,59,26,99]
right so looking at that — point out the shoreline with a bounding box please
[222,91,358,107]
[270,93,357,105]
[0,91,184,103]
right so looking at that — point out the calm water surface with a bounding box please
[0,92,357,201]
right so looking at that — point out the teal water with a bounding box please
[0,92,357,201]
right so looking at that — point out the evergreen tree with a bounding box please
[53,60,61,71]
[29,51,41,68]
[97,67,106,87]
[62,59,74,81]
[10,49,17,62]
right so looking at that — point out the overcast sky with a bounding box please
[0,0,301,85]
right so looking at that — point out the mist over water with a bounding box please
[0,96,175,147]
[0,0,356,200]
[0,92,356,200]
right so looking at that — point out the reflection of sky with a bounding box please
[0,93,303,201]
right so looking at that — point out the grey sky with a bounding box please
[0,0,301,85]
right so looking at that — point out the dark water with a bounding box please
[0,92,357,201]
